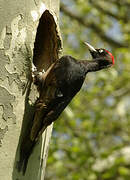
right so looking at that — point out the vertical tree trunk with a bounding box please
[0,0,60,179]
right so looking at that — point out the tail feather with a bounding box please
[17,136,36,175]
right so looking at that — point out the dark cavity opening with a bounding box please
[33,10,61,72]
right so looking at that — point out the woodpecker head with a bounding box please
[84,42,115,66]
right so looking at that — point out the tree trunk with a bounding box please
[0,0,60,179]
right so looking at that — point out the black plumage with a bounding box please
[31,45,114,140]
[19,43,114,174]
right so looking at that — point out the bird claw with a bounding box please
[32,63,45,79]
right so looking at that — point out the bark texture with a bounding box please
[0,0,60,179]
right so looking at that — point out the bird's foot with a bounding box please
[32,64,45,78]
[35,99,47,110]
[32,64,45,85]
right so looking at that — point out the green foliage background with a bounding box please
[46,1,130,179]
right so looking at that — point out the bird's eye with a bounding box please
[99,49,104,53]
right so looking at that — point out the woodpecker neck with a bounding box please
[81,58,111,74]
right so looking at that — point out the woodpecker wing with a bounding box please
[30,66,72,141]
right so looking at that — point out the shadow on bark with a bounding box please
[12,80,43,179]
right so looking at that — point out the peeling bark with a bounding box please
[0,0,60,179]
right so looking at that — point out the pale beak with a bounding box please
[84,42,97,52]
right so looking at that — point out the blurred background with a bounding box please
[45,0,130,179]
